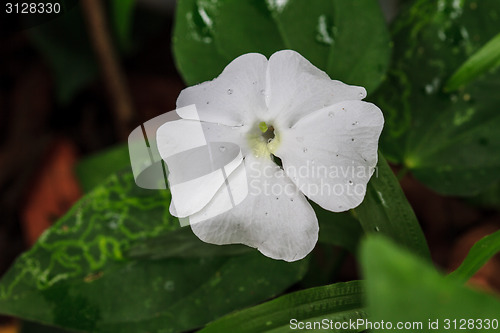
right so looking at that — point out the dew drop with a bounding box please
[303,147,308,153]
[206,101,210,104]
[359,92,364,97]
[227,89,233,95]
[260,89,265,95]
[375,226,380,232]
[351,138,355,142]
[328,112,334,118]
[219,146,226,152]
[164,280,175,291]
[349,180,353,185]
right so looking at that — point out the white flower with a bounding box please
[157,50,384,262]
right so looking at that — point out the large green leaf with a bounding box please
[0,172,309,333]
[362,236,500,332]
[447,229,500,283]
[375,0,500,195]
[354,152,430,260]
[173,0,391,93]
[315,207,363,256]
[198,280,366,333]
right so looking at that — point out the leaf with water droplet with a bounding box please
[354,152,430,261]
[173,0,391,93]
[373,0,500,196]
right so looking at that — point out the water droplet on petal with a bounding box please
[328,112,334,117]
[303,148,308,153]
[260,89,265,95]
[375,226,380,232]
[219,146,226,152]
[227,89,233,95]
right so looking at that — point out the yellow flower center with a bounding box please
[248,121,281,158]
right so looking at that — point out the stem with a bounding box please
[81,0,134,139]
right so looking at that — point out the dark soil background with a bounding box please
[0,0,499,331]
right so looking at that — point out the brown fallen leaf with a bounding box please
[21,138,82,246]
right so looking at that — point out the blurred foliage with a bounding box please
[28,0,162,105]
[445,32,500,91]
[29,5,98,105]
[447,229,500,283]
[374,0,500,196]
[362,236,500,332]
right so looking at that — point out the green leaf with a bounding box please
[75,144,131,192]
[0,172,308,333]
[110,0,135,51]
[354,152,431,260]
[361,235,500,332]
[173,0,391,93]
[374,0,500,195]
[198,280,366,333]
[447,229,500,283]
[126,226,253,259]
[315,206,363,255]
[445,32,500,91]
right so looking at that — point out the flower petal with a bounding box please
[177,53,268,126]
[187,155,319,262]
[157,118,246,217]
[275,100,384,212]
[266,50,367,128]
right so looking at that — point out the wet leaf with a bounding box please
[374,0,500,195]
[0,172,309,333]
[198,280,365,333]
[355,152,430,260]
[173,0,391,93]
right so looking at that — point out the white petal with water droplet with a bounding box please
[275,100,384,212]
[265,50,367,128]
[188,155,318,262]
